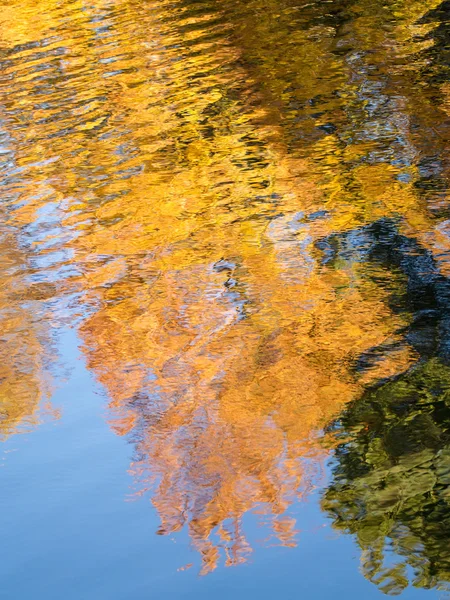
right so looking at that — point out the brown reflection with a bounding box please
[0,0,449,576]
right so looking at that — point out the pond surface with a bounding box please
[1,0,450,597]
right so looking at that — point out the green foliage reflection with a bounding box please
[323,359,450,594]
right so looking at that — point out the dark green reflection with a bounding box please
[323,359,450,594]
[321,208,450,595]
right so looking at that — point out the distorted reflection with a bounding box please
[0,0,449,587]
[0,219,57,437]
[322,228,450,591]
[324,358,450,595]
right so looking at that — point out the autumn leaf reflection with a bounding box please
[72,0,447,573]
[0,221,57,437]
[0,0,449,579]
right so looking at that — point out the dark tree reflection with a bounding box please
[322,218,450,595]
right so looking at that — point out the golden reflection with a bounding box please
[0,0,449,576]
[0,221,56,437]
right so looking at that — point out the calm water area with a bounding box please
[1,0,450,597]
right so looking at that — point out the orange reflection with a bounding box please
[0,221,57,437]
[0,0,449,575]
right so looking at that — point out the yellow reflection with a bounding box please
[0,224,56,437]
[0,0,449,574]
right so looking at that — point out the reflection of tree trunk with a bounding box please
[321,218,450,375]
[373,219,450,363]
[322,217,450,594]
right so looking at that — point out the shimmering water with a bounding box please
[1,0,449,597]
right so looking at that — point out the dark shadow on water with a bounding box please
[321,218,450,595]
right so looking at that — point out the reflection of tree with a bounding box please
[217,0,450,262]
[322,220,450,595]
[1,0,450,578]
[0,224,57,438]
[81,220,411,571]
[73,0,449,576]
[323,360,450,595]
[72,0,424,574]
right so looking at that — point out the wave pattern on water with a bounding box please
[0,0,449,587]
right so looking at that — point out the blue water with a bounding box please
[2,0,450,596]
[0,330,440,599]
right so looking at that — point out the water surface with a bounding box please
[1,0,450,597]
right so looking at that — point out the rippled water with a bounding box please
[1,0,450,597]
